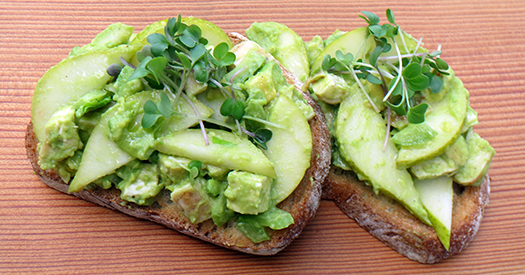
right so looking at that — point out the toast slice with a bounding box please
[322,167,490,263]
[25,33,331,255]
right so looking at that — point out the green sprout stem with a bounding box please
[398,29,410,54]
[181,92,209,145]
[382,38,404,102]
[348,63,380,113]
[243,115,285,129]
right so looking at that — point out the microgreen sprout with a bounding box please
[320,9,450,150]
[188,160,202,179]
[126,15,241,144]
[126,15,273,149]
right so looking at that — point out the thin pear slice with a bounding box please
[31,46,136,142]
[395,75,469,168]
[131,17,232,49]
[334,90,430,225]
[264,95,312,203]
[245,22,310,82]
[69,106,134,193]
[310,27,373,72]
[414,176,453,250]
[154,129,276,179]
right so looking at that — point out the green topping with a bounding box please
[38,106,83,170]
[116,160,163,206]
[126,16,237,144]
[34,16,318,244]
[224,171,272,215]
[391,123,438,146]
[321,9,449,126]
[237,206,294,243]
[306,9,494,250]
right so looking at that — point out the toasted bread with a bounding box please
[322,167,490,263]
[25,33,331,255]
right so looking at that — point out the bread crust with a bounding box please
[25,33,331,255]
[322,167,490,263]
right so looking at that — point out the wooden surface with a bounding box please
[1,0,524,273]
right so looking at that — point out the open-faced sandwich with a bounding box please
[304,10,494,263]
[26,16,331,255]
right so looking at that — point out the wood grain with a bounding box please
[1,0,524,273]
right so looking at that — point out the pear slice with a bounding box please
[68,106,134,193]
[395,75,469,168]
[264,95,312,203]
[310,27,372,72]
[130,17,233,49]
[154,129,276,179]
[31,46,136,142]
[414,176,453,250]
[245,22,310,82]
[334,90,430,225]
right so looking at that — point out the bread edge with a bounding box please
[323,168,490,263]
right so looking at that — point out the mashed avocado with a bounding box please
[38,106,83,170]
[35,17,313,243]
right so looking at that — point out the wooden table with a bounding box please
[1,0,524,273]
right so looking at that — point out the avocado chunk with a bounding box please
[334,89,430,225]
[454,130,495,186]
[157,153,191,185]
[116,160,163,206]
[410,155,457,180]
[69,23,134,57]
[224,171,272,215]
[112,65,144,100]
[245,22,310,82]
[153,129,276,178]
[225,49,266,84]
[242,61,286,104]
[395,75,469,168]
[170,178,213,224]
[310,73,351,105]
[38,106,83,171]
[108,91,159,161]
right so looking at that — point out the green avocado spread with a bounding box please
[305,10,494,250]
[33,17,314,244]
